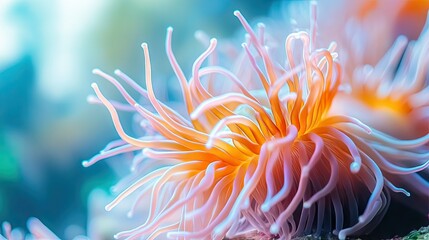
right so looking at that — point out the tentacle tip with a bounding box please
[210,38,217,44]
[338,231,346,240]
[350,162,361,173]
[90,82,98,89]
[86,95,96,103]
[194,30,203,38]
[213,226,224,238]
[142,148,151,155]
[303,201,311,209]
[81,161,90,167]
[105,205,113,212]
[257,22,265,28]
[92,68,101,74]
[205,142,213,150]
[2,221,11,230]
[114,69,121,75]
[113,234,120,239]
[141,42,148,48]
[233,10,240,16]
[27,217,39,228]
[167,26,173,32]
[270,224,280,234]
[189,112,198,120]
[261,203,270,212]
[397,34,408,43]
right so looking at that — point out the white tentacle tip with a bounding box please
[105,204,113,212]
[92,68,101,74]
[86,95,97,103]
[114,69,122,75]
[141,42,148,48]
[270,223,280,234]
[303,201,312,209]
[142,148,151,156]
[261,203,270,212]
[213,226,222,237]
[205,141,214,150]
[81,161,90,167]
[338,231,346,240]
[90,82,97,89]
[350,162,360,173]
[194,30,203,38]
[190,112,198,120]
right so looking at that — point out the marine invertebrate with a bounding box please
[86,8,429,240]
[313,0,429,90]
[329,9,429,217]
[332,13,429,140]
[1,218,59,240]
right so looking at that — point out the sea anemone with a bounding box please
[329,8,429,219]
[86,7,429,240]
[1,218,60,240]
[332,13,429,140]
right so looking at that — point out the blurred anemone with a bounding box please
[304,0,429,83]
[329,4,429,220]
[1,218,59,240]
[1,219,90,240]
[87,5,428,239]
[331,16,429,140]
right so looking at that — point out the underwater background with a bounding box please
[0,0,428,239]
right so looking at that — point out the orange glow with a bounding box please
[356,91,411,116]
